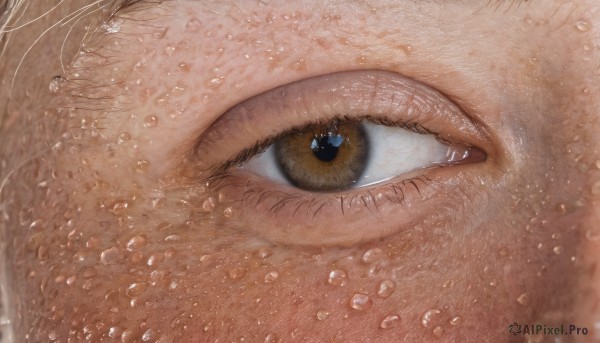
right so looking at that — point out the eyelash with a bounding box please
[205,114,445,183]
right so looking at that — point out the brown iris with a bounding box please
[274,121,369,191]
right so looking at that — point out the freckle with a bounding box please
[264,271,279,283]
[380,314,400,329]
[349,293,372,311]
[177,62,191,73]
[100,246,120,264]
[327,269,348,286]
[143,115,158,128]
[316,310,330,321]
[126,235,147,251]
[517,293,529,306]
[421,309,441,328]
[186,18,202,32]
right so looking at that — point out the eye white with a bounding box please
[240,122,451,189]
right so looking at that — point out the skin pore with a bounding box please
[1,0,600,341]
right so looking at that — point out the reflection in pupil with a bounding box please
[311,134,344,162]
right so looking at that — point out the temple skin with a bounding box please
[0,0,599,342]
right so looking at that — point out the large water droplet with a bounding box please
[126,235,147,251]
[576,20,592,32]
[377,279,395,298]
[100,246,120,264]
[361,248,383,264]
[316,310,330,321]
[202,197,216,212]
[421,309,441,328]
[48,76,66,94]
[141,329,156,342]
[380,314,400,329]
[349,293,372,311]
[327,269,347,286]
[108,326,123,338]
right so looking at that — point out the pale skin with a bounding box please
[0,0,600,342]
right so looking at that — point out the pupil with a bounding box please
[311,134,344,162]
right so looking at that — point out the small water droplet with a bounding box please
[29,219,44,230]
[553,246,563,255]
[164,234,180,242]
[108,326,123,338]
[48,331,57,341]
[141,328,156,341]
[595,160,600,170]
[118,132,132,143]
[100,246,120,264]
[264,333,278,343]
[349,293,372,311]
[432,326,444,337]
[361,247,383,264]
[586,228,600,242]
[377,279,395,298]
[48,75,66,94]
[591,181,600,195]
[576,19,591,32]
[165,45,176,56]
[555,203,567,214]
[153,27,168,39]
[136,160,150,171]
[380,314,400,329]
[421,309,441,328]
[316,310,330,321]
[126,282,147,297]
[327,269,347,286]
[517,292,529,305]
[223,206,234,218]
[186,18,202,32]
[126,235,147,251]
[143,115,158,128]
[256,247,272,259]
[264,271,279,283]
[202,197,216,212]
[102,19,123,33]
[449,315,463,326]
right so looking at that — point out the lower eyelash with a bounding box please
[225,174,434,219]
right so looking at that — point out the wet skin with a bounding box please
[1,0,600,342]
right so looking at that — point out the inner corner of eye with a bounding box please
[235,120,479,192]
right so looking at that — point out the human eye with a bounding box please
[186,70,490,247]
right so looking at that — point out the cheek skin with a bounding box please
[0,1,599,342]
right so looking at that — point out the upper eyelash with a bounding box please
[205,115,443,183]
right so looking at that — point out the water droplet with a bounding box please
[421,309,441,328]
[48,75,66,94]
[126,282,147,297]
[591,181,600,195]
[449,315,463,326]
[586,228,600,242]
[164,234,180,242]
[29,219,44,230]
[380,314,400,329]
[552,246,563,255]
[48,331,57,341]
[327,269,347,286]
[361,247,383,264]
[136,160,150,171]
[377,279,395,298]
[186,18,202,32]
[229,266,246,279]
[264,271,279,283]
[83,267,97,278]
[349,293,372,311]
[147,252,164,266]
[517,292,529,305]
[126,235,147,251]
[165,45,176,56]
[152,27,168,39]
[143,115,158,128]
[432,326,444,337]
[489,279,497,287]
[595,160,600,170]
[256,247,272,259]
[108,326,123,338]
[121,329,135,342]
[264,333,278,343]
[202,197,216,212]
[102,19,123,33]
[100,246,120,264]
[141,329,156,341]
[223,206,234,218]
[118,132,132,143]
[576,19,591,32]
[555,203,567,214]
[316,310,330,321]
